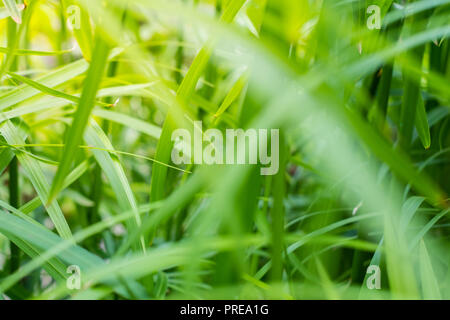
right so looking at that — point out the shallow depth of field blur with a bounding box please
[0,0,449,300]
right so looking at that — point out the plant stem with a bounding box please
[8,157,20,273]
[270,132,286,282]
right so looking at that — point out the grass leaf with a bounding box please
[415,94,431,149]
[419,239,441,299]
[0,120,72,239]
[48,37,110,205]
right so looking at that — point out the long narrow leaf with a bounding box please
[0,120,72,239]
[48,37,110,204]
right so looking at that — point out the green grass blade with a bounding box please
[0,59,88,111]
[17,160,91,216]
[0,120,72,239]
[6,71,112,108]
[0,209,146,299]
[345,107,447,206]
[2,232,67,284]
[84,120,145,252]
[398,8,431,150]
[419,239,442,299]
[92,108,161,139]
[415,94,431,149]
[48,37,110,205]
[0,47,72,56]
[315,257,340,300]
[0,147,14,174]
[220,0,247,23]
[150,0,246,204]
[270,133,286,281]
[400,75,423,150]
[384,212,419,299]
[400,196,425,233]
[214,71,248,119]
[118,169,206,255]
[410,209,449,249]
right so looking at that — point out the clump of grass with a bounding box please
[0,0,449,300]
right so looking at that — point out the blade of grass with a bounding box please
[84,120,145,252]
[344,107,447,207]
[270,132,286,282]
[0,0,36,82]
[17,160,91,216]
[48,36,110,205]
[0,120,72,239]
[214,71,248,120]
[0,209,147,299]
[6,71,112,108]
[384,211,419,299]
[410,209,450,249]
[0,59,89,111]
[399,196,425,234]
[415,94,431,149]
[315,256,340,300]
[0,202,158,292]
[374,3,403,130]
[399,7,432,150]
[2,232,68,284]
[117,169,207,255]
[419,239,441,299]
[0,147,14,174]
[8,155,20,272]
[0,47,73,56]
[92,108,161,139]
[150,0,247,205]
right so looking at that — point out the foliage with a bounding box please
[0,0,449,300]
